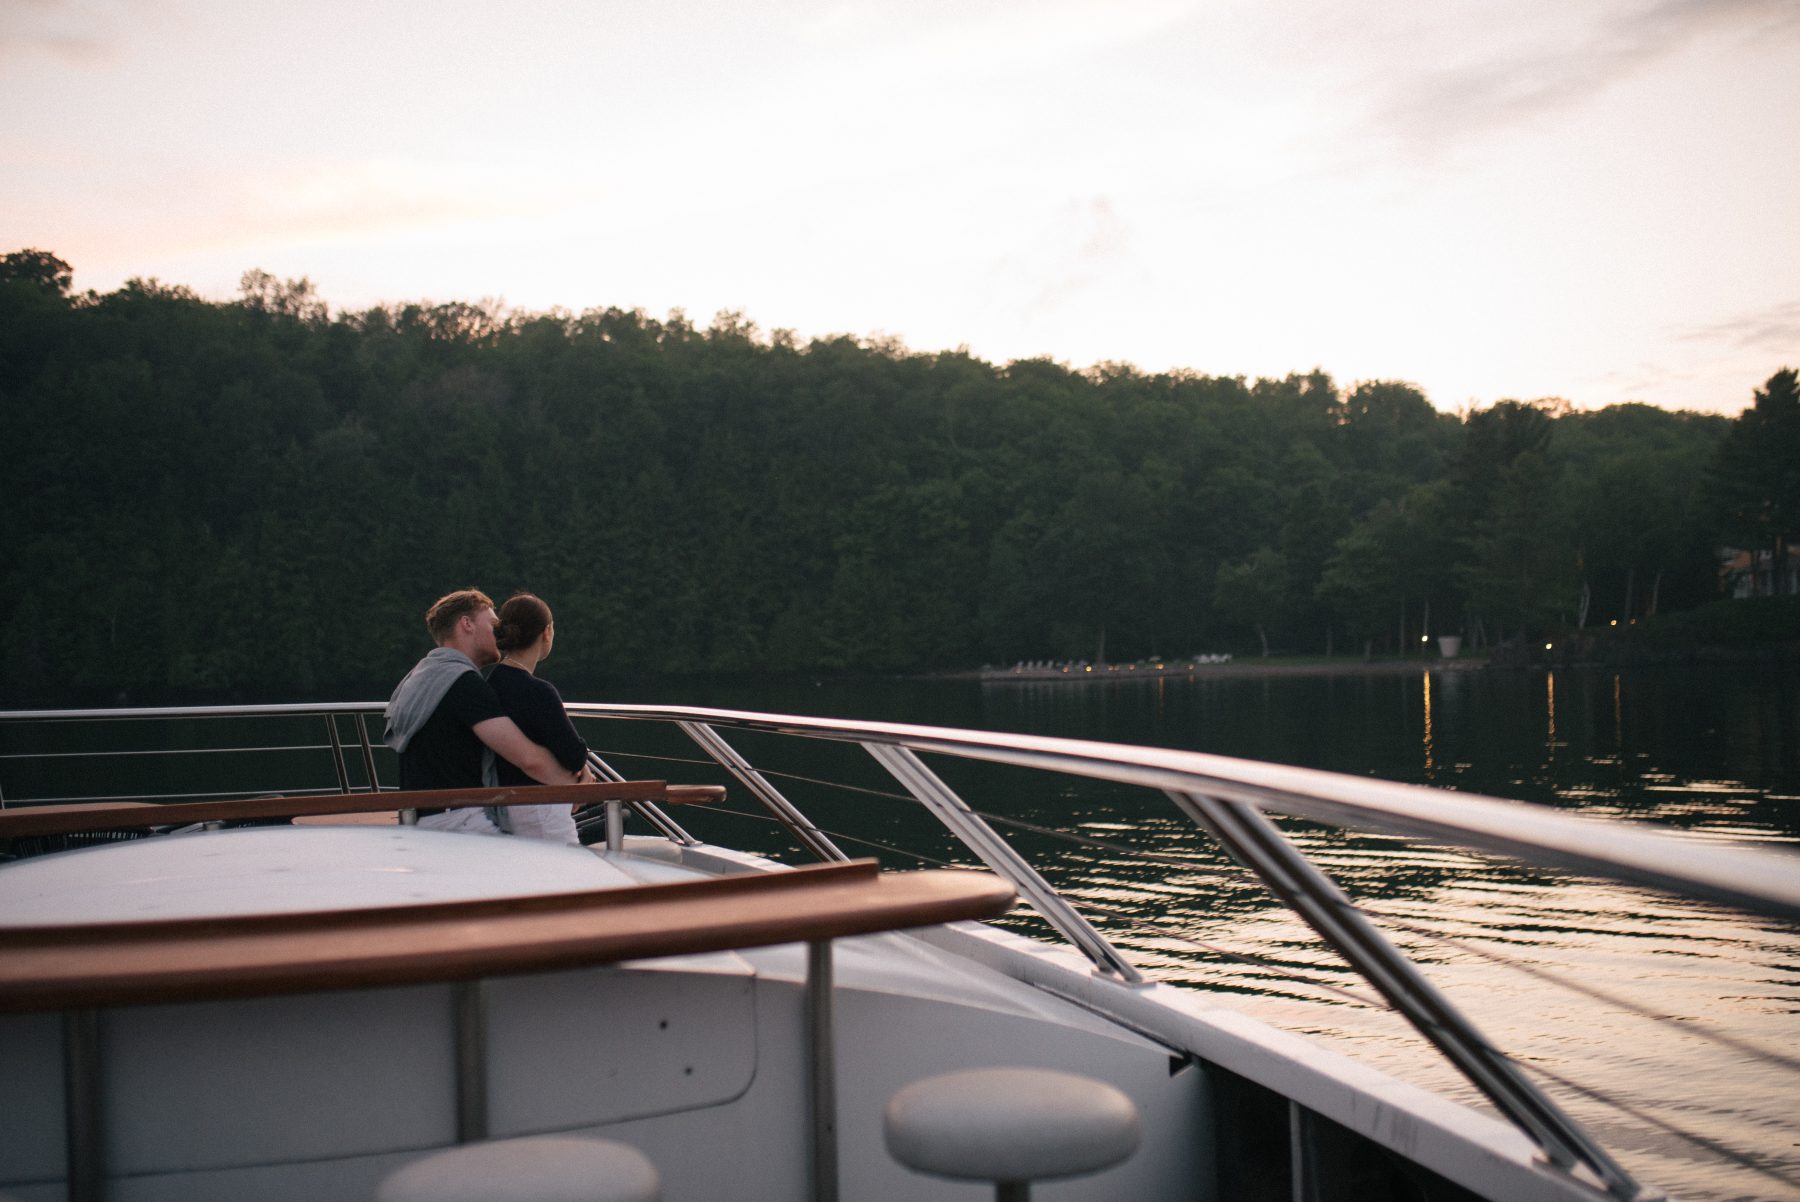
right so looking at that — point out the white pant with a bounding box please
[416,803,577,844]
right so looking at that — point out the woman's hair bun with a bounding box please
[495,593,552,654]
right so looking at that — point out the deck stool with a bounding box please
[375,1135,659,1202]
[884,1067,1140,1201]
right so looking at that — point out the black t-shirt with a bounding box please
[397,670,507,791]
[488,663,588,786]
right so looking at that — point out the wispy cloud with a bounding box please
[1008,195,1136,321]
[1677,299,1800,355]
[794,0,1190,78]
[1365,0,1800,157]
[0,0,162,65]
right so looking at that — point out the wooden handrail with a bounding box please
[0,781,728,839]
[659,784,727,807]
[0,859,1017,1013]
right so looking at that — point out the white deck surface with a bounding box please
[0,826,651,924]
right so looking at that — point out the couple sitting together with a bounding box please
[383,588,594,844]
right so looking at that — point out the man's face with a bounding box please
[469,607,501,665]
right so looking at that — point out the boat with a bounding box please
[1,700,1796,1202]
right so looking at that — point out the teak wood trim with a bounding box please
[0,859,1017,1013]
[0,781,713,838]
[657,784,726,807]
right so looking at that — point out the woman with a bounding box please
[487,592,590,844]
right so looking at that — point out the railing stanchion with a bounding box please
[866,743,1142,984]
[679,722,848,862]
[583,749,698,846]
[605,801,625,852]
[354,713,381,793]
[627,799,696,845]
[325,716,351,794]
[1166,788,1647,1200]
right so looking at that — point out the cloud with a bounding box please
[0,0,160,65]
[1365,0,1800,157]
[982,195,1140,325]
[794,0,1190,78]
[1676,300,1800,355]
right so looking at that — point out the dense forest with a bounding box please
[1,249,1794,702]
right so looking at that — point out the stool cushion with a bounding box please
[884,1067,1140,1183]
[376,1136,659,1202]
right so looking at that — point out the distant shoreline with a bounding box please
[942,657,1484,683]
[936,641,1798,684]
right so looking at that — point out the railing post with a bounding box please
[583,751,698,846]
[354,714,382,793]
[867,743,1142,984]
[1167,788,1648,1200]
[678,723,848,862]
[325,716,351,794]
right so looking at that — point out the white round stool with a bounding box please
[884,1067,1140,1201]
[375,1135,660,1202]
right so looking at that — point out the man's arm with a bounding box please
[472,716,584,786]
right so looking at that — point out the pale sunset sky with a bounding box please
[3,0,1797,414]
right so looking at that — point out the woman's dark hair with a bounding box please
[494,592,553,653]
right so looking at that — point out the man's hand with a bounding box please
[577,762,597,784]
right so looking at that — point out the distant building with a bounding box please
[1719,542,1799,598]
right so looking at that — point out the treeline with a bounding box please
[1,250,1792,700]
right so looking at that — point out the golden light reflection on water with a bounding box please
[1545,670,1558,765]
[1421,671,1435,780]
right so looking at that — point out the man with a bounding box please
[384,588,591,834]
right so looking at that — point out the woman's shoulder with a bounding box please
[493,664,563,704]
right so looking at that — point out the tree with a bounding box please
[1215,547,1289,657]
[1555,405,1725,623]
[1458,451,1581,638]
[238,268,328,323]
[1443,401,1562,644]
[1315,484,1455,657]
[1710,368,1800,595]
[2,255,1778,701]
[0,249,72,296]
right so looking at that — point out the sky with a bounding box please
[3,0,1797,415]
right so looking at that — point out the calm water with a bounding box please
[586,663,1800,1201]
[4,664,1797,1198]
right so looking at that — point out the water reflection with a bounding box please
[1545,669,1558,765]
[1421,671,1435,780]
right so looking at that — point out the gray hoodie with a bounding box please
[383,647,501,794]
